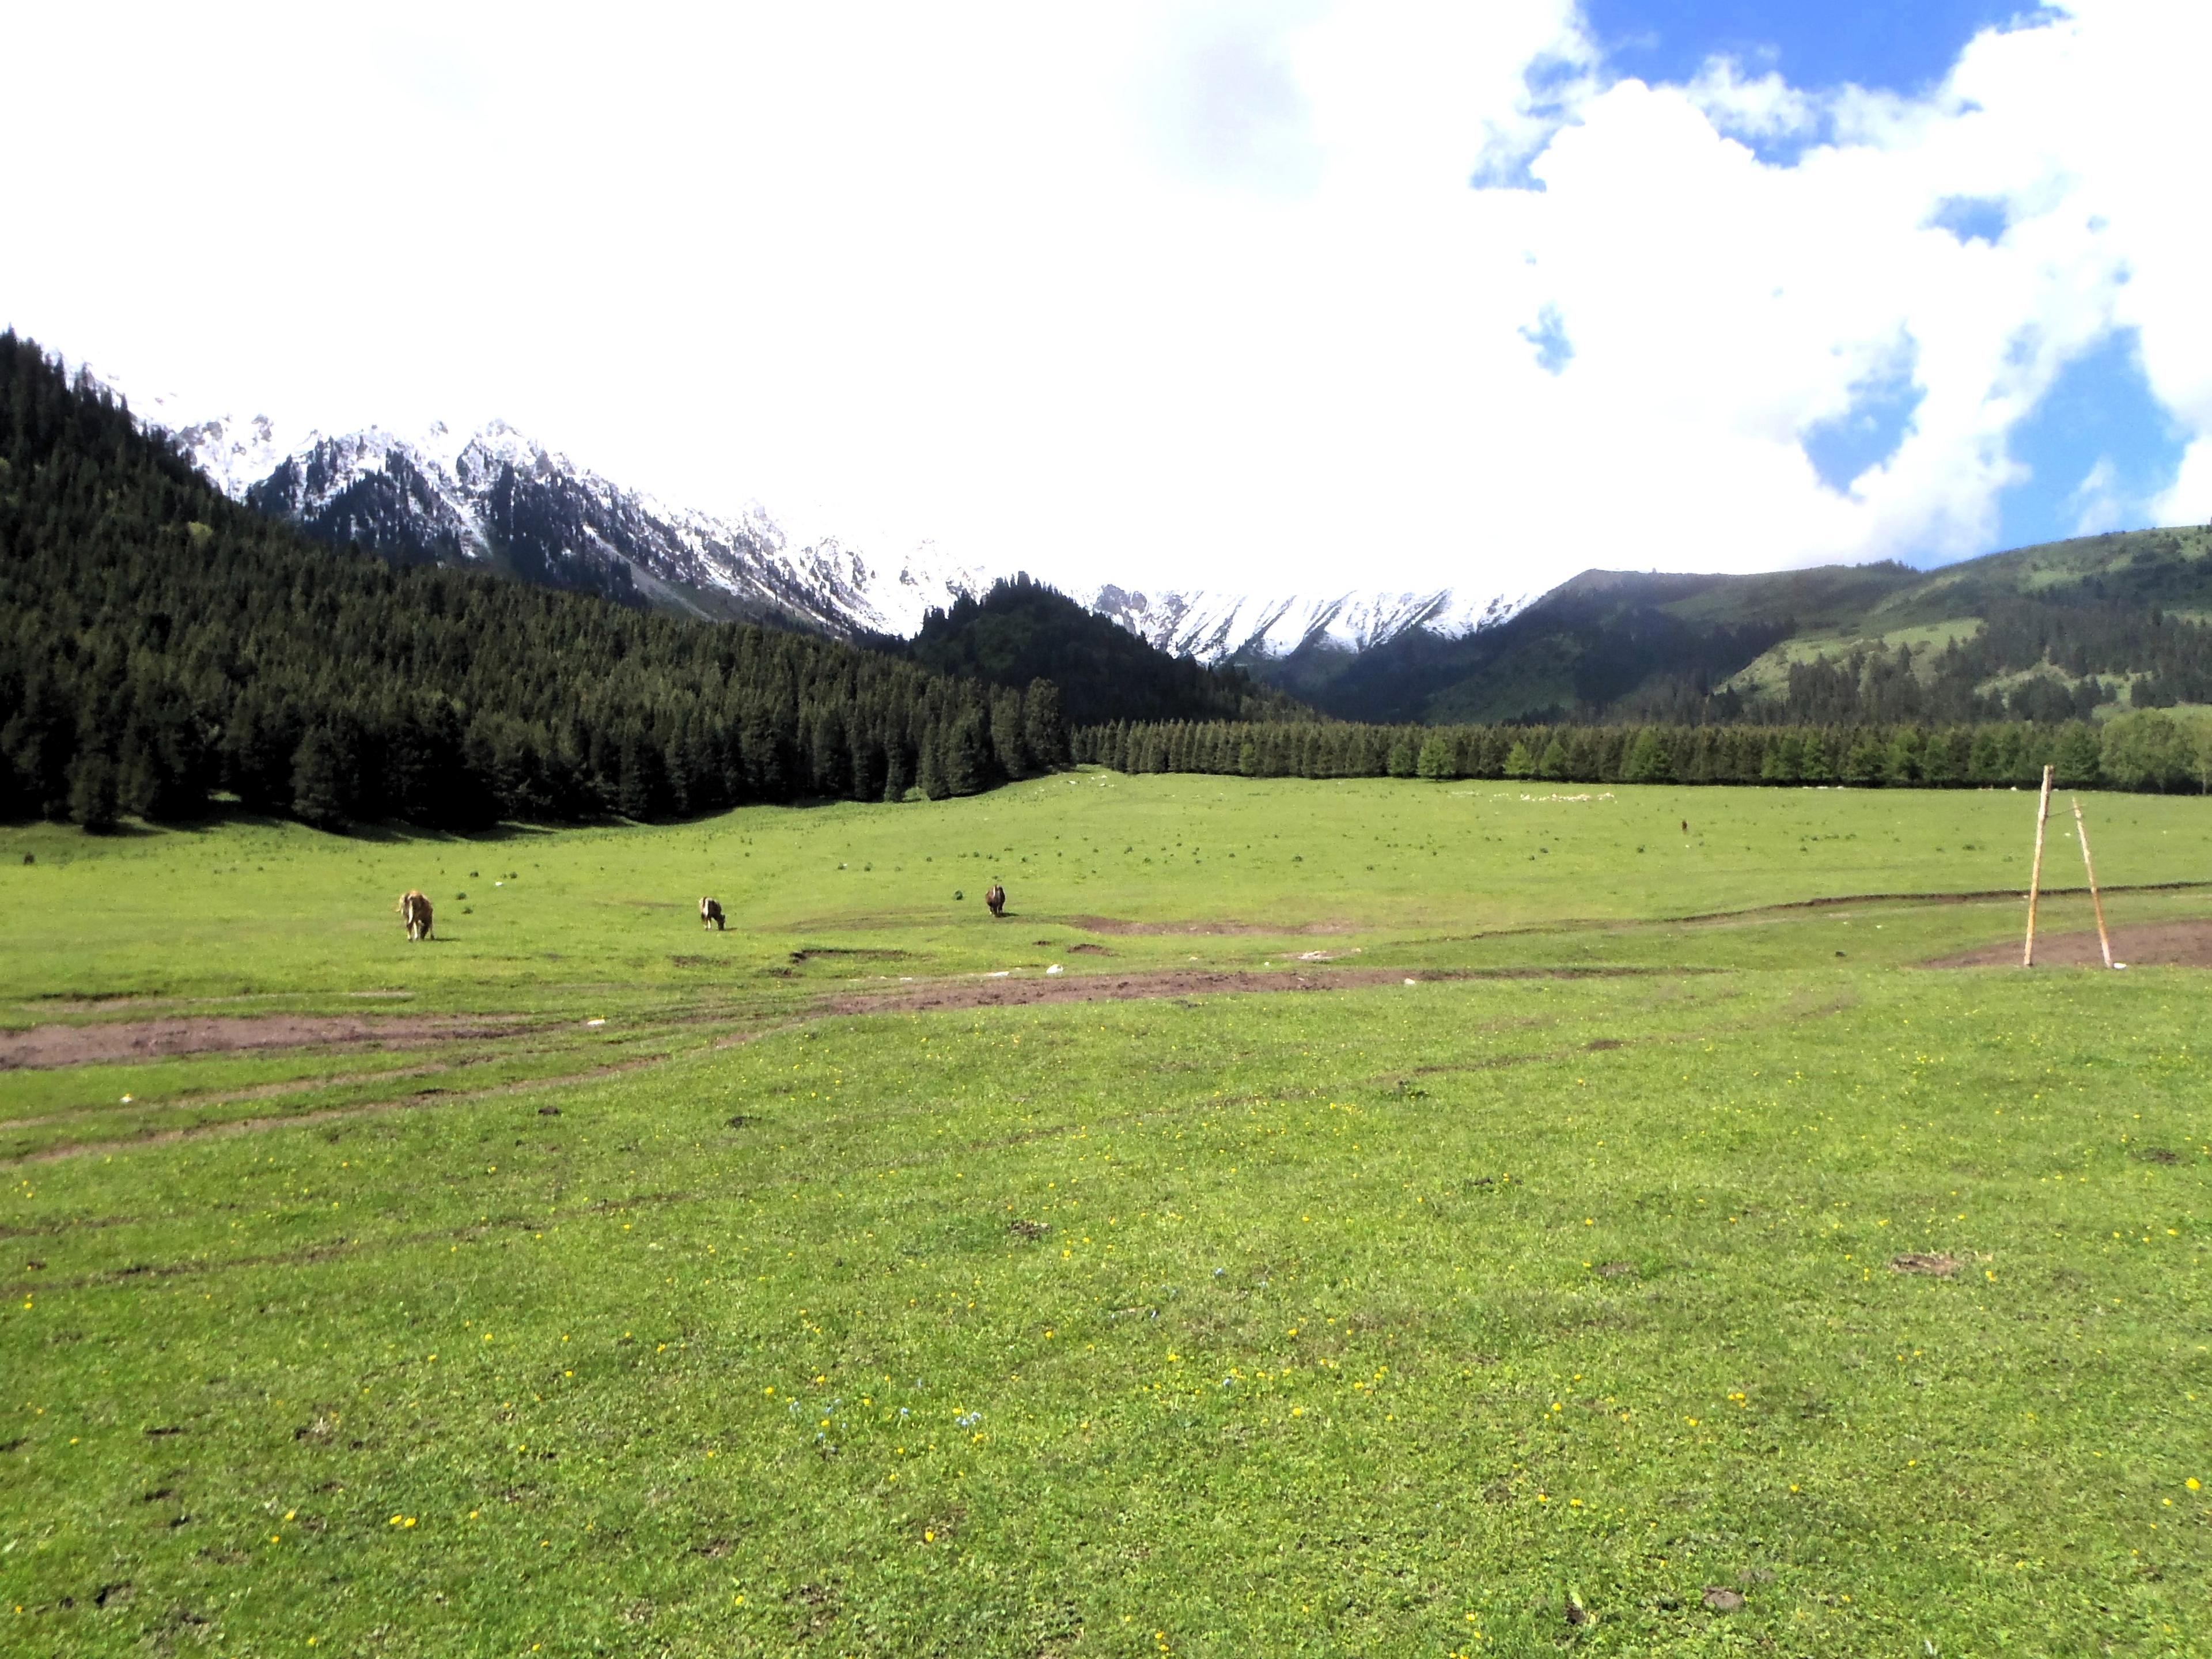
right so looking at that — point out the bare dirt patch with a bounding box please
[1889,1252,1960,1277]
[0,1014,533,1072]
[1066,916,1356,937]
[1922,918,2212,969]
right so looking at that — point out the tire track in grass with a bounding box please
[3,1055,679,1165]
[0,1191,707,1297]
[0,1061,455,1131]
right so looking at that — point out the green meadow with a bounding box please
[3,774,2209,1656]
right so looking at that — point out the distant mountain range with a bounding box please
[113,380,1517,666]
[1084,584,1527,663]
[134,401,987,636]
[101,374,2212,731]
[1289,528,2212,726]
[166,406,1532,675]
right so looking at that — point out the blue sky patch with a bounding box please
[1802,340,1924,493]
[1996,328,2186,550]
[1580,1,2062,98]
[1926,194,2010,245]
[1521,306,1575,375]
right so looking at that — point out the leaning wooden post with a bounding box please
[2071,797,2116,969]
[2022,764,2054,967]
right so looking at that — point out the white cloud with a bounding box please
[1682,59,1819,142]
[2067,456,2132,535]
[1137,1,1331,195]
[1,0,2205,604]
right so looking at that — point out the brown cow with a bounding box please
[984,882,1006,919]
[700,896,726,931]
[397,889,434,941]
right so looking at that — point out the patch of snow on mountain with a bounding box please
[85,368,315,499]
[1083,584,1528,662]
[112,385,986,636]
[88,362,1496,657]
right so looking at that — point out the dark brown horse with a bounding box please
[984,882,1006,919]
[700,896,726,931]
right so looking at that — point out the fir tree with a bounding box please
[289,728,350,831]
[916,729,948,800]
[67,752,119,832]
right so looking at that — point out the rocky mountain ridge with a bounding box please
[102,372,1521,659]
[1081,582,1527,664]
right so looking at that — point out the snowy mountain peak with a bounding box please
[1082,583,1528,663]
[93,363,1514,665]
[123,394,988,638]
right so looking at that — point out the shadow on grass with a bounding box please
[4,805,582,847]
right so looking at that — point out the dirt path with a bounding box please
[0,1014,533,1071]
[822,963,1681,1016]
[826,966,1400,1013]
[1923,918,2212,968]
[1063,916,1358,937]
[1673,878,2212,925]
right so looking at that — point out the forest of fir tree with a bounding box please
[0,331,1067,834]
[1075,711,2212,794]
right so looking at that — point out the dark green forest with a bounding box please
[887,573,1305,727]
[0,332,1067,833]
[1076,709,2212,793]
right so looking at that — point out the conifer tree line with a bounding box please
[1075,711,2212,793]
[0,332,1068,832]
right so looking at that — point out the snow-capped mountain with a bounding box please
[1081,584,1528,664]
[131,399,987,637]
[101,368,1520,662]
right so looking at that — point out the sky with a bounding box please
[3,1,2207,603]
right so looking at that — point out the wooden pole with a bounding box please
[2071,797,2116,969]
[2022,764,2054,967]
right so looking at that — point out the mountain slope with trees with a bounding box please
[1247,530,2212,727]
[0,332,1065,832]
[888,574,1310,727]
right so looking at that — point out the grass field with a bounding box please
[5,775,2210,1656]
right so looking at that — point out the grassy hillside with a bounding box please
[5,777,2210,1654]
[1256,527,2212,728]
